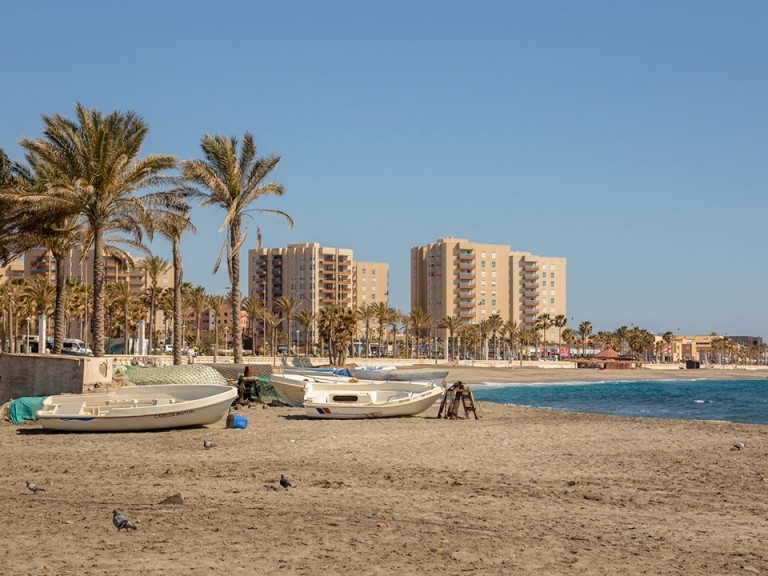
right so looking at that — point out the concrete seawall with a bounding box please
[0,354,112,404]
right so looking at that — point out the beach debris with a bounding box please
[731,442,746,451]
[280,474,293,489]
[159,491,185,505]
[26,481,45,495]
[203,440,215,450]
[112,509,137,532]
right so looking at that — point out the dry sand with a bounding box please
[3,365,768,575]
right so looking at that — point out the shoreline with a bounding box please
[438,364,768,385]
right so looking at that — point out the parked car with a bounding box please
[61,339,93,356]
[163,344,173,354]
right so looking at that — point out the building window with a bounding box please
[551,298,555,304]
[551,281,555,287]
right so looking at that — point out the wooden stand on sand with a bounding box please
[438,381,479,420]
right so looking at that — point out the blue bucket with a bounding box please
[227,414,248,429]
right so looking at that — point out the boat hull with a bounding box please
[36,384,237,432]
[304,386,444,419]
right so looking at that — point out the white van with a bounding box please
[62,339,93,356]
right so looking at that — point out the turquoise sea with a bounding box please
[471,378,768,425]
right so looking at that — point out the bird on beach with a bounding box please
[26,481,45,495]
[203,440,215,450]
[280,474,293,489]
[112,509,137,532]
[732,442,746,451]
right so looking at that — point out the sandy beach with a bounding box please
[3,365,768,575]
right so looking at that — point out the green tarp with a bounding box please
[9,397,46,424]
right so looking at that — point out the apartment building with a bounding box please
[20,247,169,293]
[248,242,389,345]
[411,237,567,343]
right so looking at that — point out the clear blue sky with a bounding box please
[3,1,767,337]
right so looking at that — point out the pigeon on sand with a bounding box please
[203,440,215,450]
[731,442,745,451]
[280,474,293,489]
[112,509,137,531]
[26,481,45,495]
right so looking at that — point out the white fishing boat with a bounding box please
[269,372,442,408]
[269,372,364,407]
[304,382,444,419]
[36,384,237,432]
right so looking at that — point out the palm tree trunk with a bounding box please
[230,221,243,364]
[53,251,67,354]
[172,240,183,365]
[92,227,105,357]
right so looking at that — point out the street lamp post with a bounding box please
[25,317,31,354]
[224,326,229,357]
[262,279,267,356]
[296,329,300,356]
[212,312,218,363]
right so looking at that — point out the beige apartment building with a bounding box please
[19,247,169,293]
[411,237,567,344]
[248,242,389,347]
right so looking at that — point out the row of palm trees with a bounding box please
[4,260,763,365]
[0,103,291,364]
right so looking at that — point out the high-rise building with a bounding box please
[247,242,389,347]
[411,237,567,344]
[19,247,170,294]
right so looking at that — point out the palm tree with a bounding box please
[182,132,293,364]
[438,315,463,360]
[293,308,316,357]
[151,210,195,365]
[108,281,135,354]
[407,308,433,359]
[536,313,552,359]
[662,331,674,364]
[553,314,567,360]
[0,152,90,355]
[241,295,266,355]
[19,104,178,357]
[262,311,282,365]
[273,296,299,355]
[185,287,208,348]
[371,302,392,358]
[486,313,504,359]
[578,321,593,356]
[22,276,56,346]
[207,294,229,362]
[356,303,376,357]
[142,255,170,355]
[501,320,520,362]
[561,328,576,358]
[316,305,357,366]
[388,309,404,358]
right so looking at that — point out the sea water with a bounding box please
[471,378,768,425]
